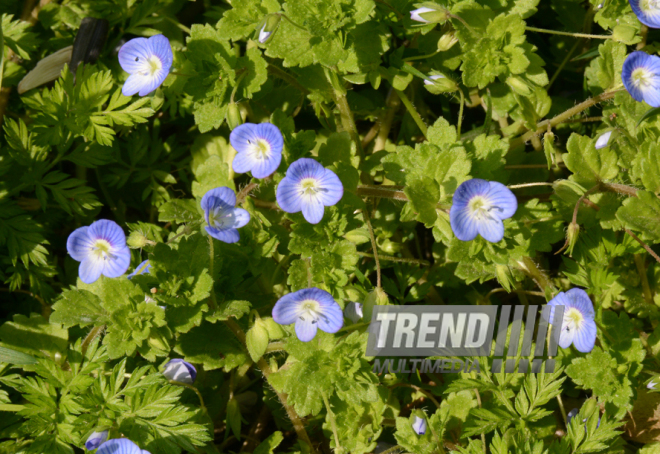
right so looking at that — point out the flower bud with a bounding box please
[85,430,109,451]
[246,319,269,362]
[566,222,579,257]
[262,317,284,340]
[595,130,613,149]
[257,14,281,43]
[227,102,243,130]
[423,74,458,94]
[362,287,389,322]
[495,264,514,293]
[412,415,427,435]
[344,302,363,324]
[410,4,449,24]
[437,31,458,51]
[163,358,197,384]
[127,231,149,249]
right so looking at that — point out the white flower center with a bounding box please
[642,0,660,12]
[563,307,584,333]
[299,299,323,324]
[632,67,654,89]
[92,239,113,260]
[468,196,501,221]
[248,139,271,159]
[299,178,320,196]
[138,55,163,77]
[209,207,231,229]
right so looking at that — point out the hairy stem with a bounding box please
[525,26,612,40]
[358,252,430,266]
[322,391,343,453]
[395,89,428,138]
[625,229,660,264]
[457,89,465,138]
[373,88,401,152]
[81,325,105,356]
[208,237,218,311]
[634,254,654,305]
[362,210,381,288]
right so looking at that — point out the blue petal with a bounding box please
[565,288,595,321]
[230,123,283,178]
[287,158,325,181]
[148,35,173,72]
[88,220,127,248]
[272,293,303,325]
[629,0,660,28]
[122,74,146,97]
[558,324,575,349]
[301,287,336,308]
[118,38,151,74]
[97,439,143,454]
[567,408,579,426]
[85,431,109,450]
[229,208,251,229]
[102,246,131,278]
[201,187,236,212]
[317,302,343,334]
[451,179,491,206]
[622,51,660,103]
[477,218,505,243]
[545,291,569,324]
[251,152,282,179]
[67,226,93,262]
[295,317,318,342]
[344,302,363,323]
[138,72,168,97]
[276,176,303,213]
[301,195,325,224]
[412,416,427,435]
[79,258,105,284]
[317,168,343,206]
[128,260,151,279]
[449,205,479,241]
[205,226,240,243]
[572,319,597,353]
[163,358,197,384]
[486,181,517,220]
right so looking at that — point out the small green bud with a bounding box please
[246,319,269,362]
[379,238,403,254]
[437,31,458,51]
[543,132,556,170]
[127,230,149,249]
[257,14,281,43]
[566,222,580,256]
[495,265,514,293]
[363,287,389,322]
[227,102,243,130]
[262,317,284,340]
[423,74,459,94]
[344,228,371,245]
[581,398,598,418]
[506,75,532,96]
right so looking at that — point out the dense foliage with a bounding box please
[4,0,660,453]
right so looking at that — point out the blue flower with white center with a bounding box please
[201,187,250,244]
[85,430,108,450]
[272,287,344,342]
[545,288,597,353]
[595,131,612,150]
[127,260,151,279]
[230,123,284,179]
[162,358,197,384]
[412,416,427,435]
[118,35,173,97]
[67,220,131,284]
[98,439,150,454]
[630,0,660,28]
[344,302,363,324]
[622,51,660,107]
[449,179,517,243]
[276,158,343,224]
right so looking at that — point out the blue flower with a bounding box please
[67,220,131,284]
[344,302,363,324]
[629,0,660,28]
[201,187,250,244]
[545,288,597,353]
[412,416,427,435]
[272,287,344,342]
[85,430,108,450]
[118,35,173,97]
[276,158,343,224]
[449,179,517,243]
[230,123,284,179]
[163,358,197,384]
[127,260,151,279]
[98,439,150,454]
[410,7,435,22]
[622,51,660,107]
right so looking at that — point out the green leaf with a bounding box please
[0,313,68,358]
[253,431,284,454]
[0,346,37,365]
[563,133,618,187]
[616,190,660,240]
[404,175,440,226]
[158,199,201,224]
[50,288,108,328]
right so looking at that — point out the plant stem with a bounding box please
[625,229,660,264]
[356,186,409,202]
[237,182,259,205]
[223,319,317,454]
[600,182,638,197]
[634,254,654,305]
[267,65,310,94]
[95,168,124,224]
[0,404,25,412]
[0,288,49,318]
[389,383,441,407]
[322,391,343,453]
[395,89,428,138]
[81,325,105,356]
[373,88,401,152]
[525,26,612,40]
[507,182,555,189]
[357,252,430,266]
[362,210,381,288]
[457,89,465,138]
[548,39,582,90]
[169,380,207,413]
[512,88,624,149]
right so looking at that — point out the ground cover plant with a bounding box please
[4,0,660,453]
